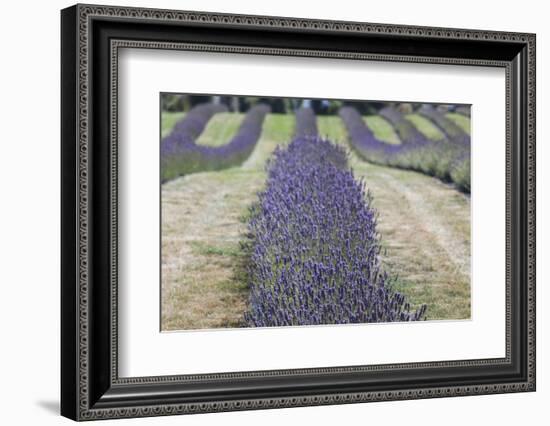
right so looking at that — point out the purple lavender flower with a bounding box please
[379,106,426,145]
[418,104,470,147]
[161,103,270,181]
[339,106,470,192]
[164,102,227,147]
[295,107,318,137]
[244,135,427,327]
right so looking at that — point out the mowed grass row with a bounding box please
[161,111,471,330]
[364,115,402,145]
[242,113,296,170]
[445,112,471,133]
[405,114,445,141]
[195,112,245,147]
[161,111,185,138]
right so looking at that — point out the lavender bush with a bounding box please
[244,136,426,327]
[161,103,270,181]
[418,105,470,147]
[379,106,426,145]
[294,107,318,137]
[339,106,470,192]
[165,102,227,143]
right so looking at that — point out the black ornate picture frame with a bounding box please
[61,3,536,421]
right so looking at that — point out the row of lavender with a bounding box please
[340,106,471,192]
[244,110,426,326]
[418,105,471,147]
[160,103,270,181]
[294,107,318,137]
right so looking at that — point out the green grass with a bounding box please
[445,112,471,134]
[241,113,295,170]
[190,241,243,258]
[364,115,401,145]
[261,113,296,143]
[195,112,244,147]
[317,115,348,144]
[161,111,185,138]
[405,114,445,141]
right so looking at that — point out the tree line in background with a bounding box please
[161,94,469,116]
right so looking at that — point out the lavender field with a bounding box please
[160,95,471,331]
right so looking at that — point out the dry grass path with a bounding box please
[352,161,470,320]
[162,169,263,330]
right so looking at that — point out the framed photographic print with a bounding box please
[61,3,536,421]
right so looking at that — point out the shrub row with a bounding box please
[294,107,318,137]
[165,102,227,143]
[161,103,270,181]
[418,105,470,147]
[244,135,427,327]
[378,106,426,145]
[339,106,470,192]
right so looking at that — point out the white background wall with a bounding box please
[0,0,546,424]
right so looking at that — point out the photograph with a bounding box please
[160,94,472,331]
[58,3,536,420]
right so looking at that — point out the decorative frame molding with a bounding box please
[61,3,536,421]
